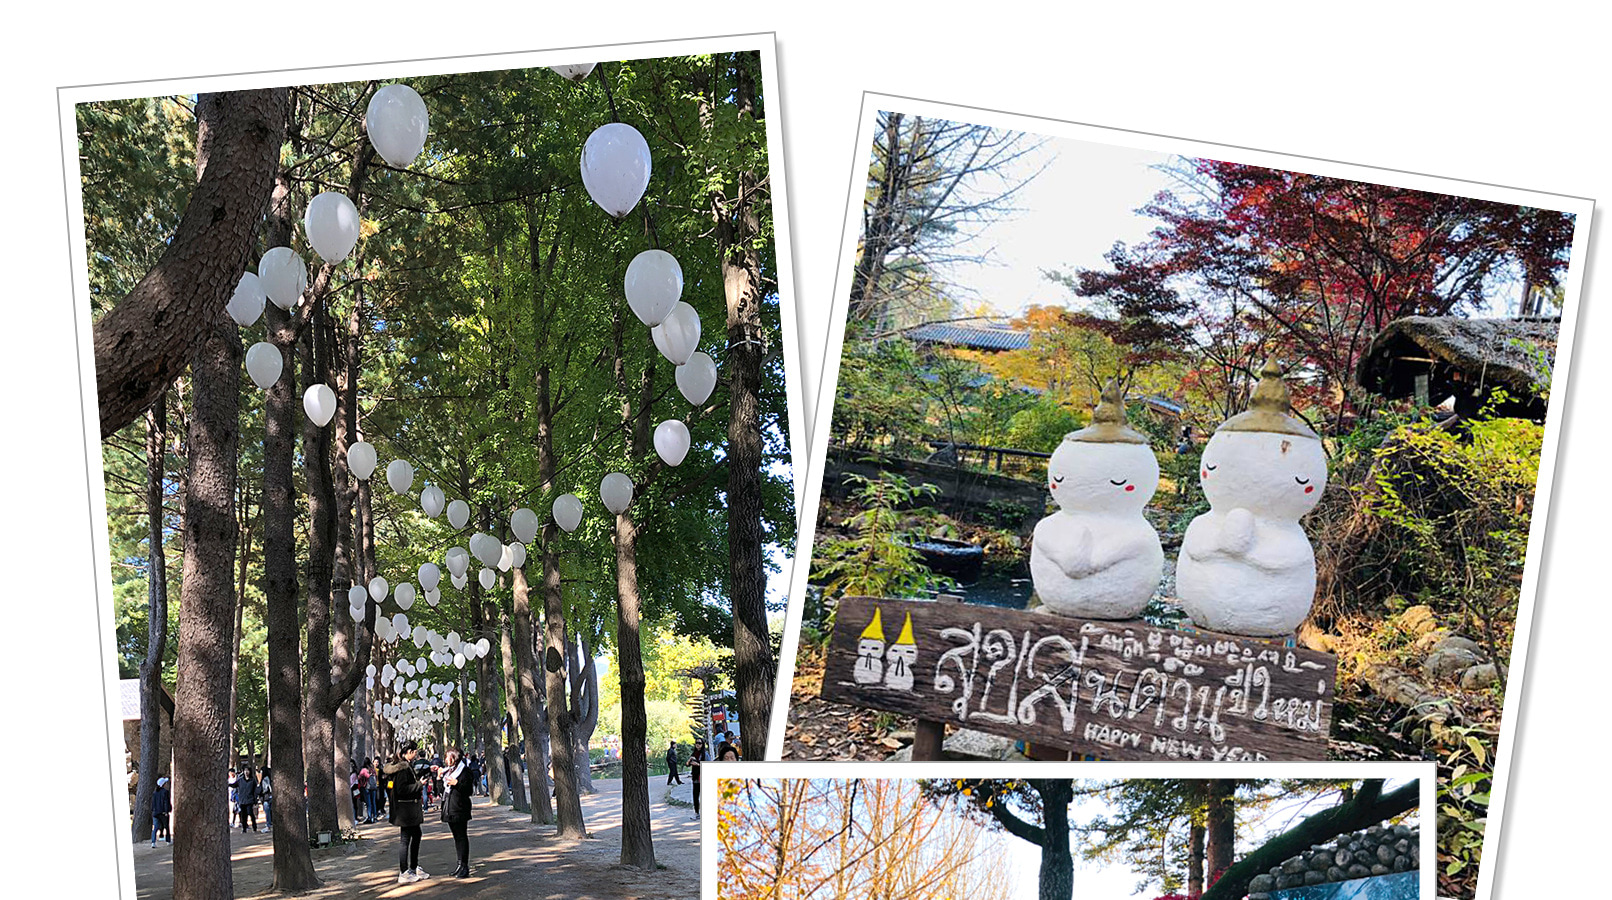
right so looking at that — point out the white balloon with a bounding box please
[654,419,691,467]
[653,302,701,366]
[478,567,496,590]
[412,625,427,647]
[447,499,470,529]
[395,582,416,610]
[470,532,502,568]
[451,572,468,590]
[676,352,719,405]
[508,542,526,569]
[303,384,337,427]
[368,576,389,602]
[497,543,513,573]
[447,631,461,649]
[510,508,540,545]
[258,247,308,310]
[386,459,415,495]
[381,664,395,682]
[398,660,413,677]
[476,637,491,656]
[601,472,634,514]
[245,342,282,390]
[624,249,683,326]
[406,679,418,694]
[454,653,467,670]
[376,618,394,642]
[304,191,361,263]
[553,493,583,533]
[580,122,651,219]
[417,563,441,591]
[348,585,369,608]
[348,441,378,480]
[445,547,470,578]
[424,587,439,607]
[420,484,446,518]
[227,272,266,326]
[416,656,428,673]
[550,63,596,82]
[365,83,429,168]
[365,663,377,677]
[392,612,409,635]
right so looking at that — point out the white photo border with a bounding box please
[766,91,1595,900]
[58,34,808,899]
[703,759,1438,900]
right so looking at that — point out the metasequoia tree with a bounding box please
[130,395,169,843]
[93,89,287,438]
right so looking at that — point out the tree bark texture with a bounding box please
[301,309,341,840]
[1033,779,1074,900]
[169,314,240,900]
[510,566,554,824]
[95,89,287,438]
[1205,779,1236,887]
[132,396,168,843]
[498,606,531,814]
[569,634,599,796]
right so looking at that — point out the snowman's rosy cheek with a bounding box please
[1305,486,1315,494]
[1125,485,1135,492]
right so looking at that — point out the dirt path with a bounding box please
[132,777,699,899]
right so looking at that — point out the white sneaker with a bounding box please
[414,868,430,879]
[398,871,413,884]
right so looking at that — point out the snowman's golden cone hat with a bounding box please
[860,608,885,642]
[1217,359,1318,439]
[1066,379,1148,444]
[893,613,915,646]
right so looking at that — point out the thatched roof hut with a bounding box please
[1356,316,1557,421]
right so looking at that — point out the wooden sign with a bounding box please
[822,596,1335,761]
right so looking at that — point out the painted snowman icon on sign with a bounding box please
[854,608,886,684]
[883,613,917,691]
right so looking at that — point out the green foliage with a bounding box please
[811,472,940,601]
[1004,401,1086,453]
[600,698,694,751]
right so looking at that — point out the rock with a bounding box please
[1377,843,1396,865]
[1249,874,1275,893]
[1309,853,1331,871]
[1304,870,1327,885]
[1371,864,1391,876]
[1282,857,1307,875]
[1394,838,1411,854]
[943,729,1014,761]
[1461,663,1500,690]
[1392,824,1411,837]
[884,745,912,763]
[1347,863,1372,879]
[1394,855,1414,872]
[1425,647,1479,681]
[1334,849,1353,867]
[1434,635,1483,656]
[1327,866,1348,882]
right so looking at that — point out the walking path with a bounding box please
[132,777,700,899]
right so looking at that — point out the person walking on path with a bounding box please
[440,748,475,878]
[227,769,239,829]
[150,776,172,846]
[236,765,260,833]
[349,762,362,823]
[688,741,705,819]
[665,741,683,785]
[384,740,435,885]
[360,759,377,823]
[258,767,273,832]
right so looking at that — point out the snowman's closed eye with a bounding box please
[1204,464,1218,471]
[1294,476,1310,485]
[1109,479,1128,486]
[1053,475,1065,483]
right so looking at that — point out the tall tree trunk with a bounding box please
[499,605,531,814]
[1205,779,1237,888]
[261,170,319,890]
[712,66,774,757]
[301,306,340,840]
[327,288,367,832]
[227,504,250,766]
[1188,781,1206,896]
[95,89,288,438]
[536,363,588,836]
[570,634,599,796]
[133,395,168,843]
[511,566,554,824]
[169,312,240,900]
[612,313,655,870]
[469,566,510,805]
[1033,779,1074,900]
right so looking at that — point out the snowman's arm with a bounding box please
[1240,530,1315,574]
[1184,509,1256,561]
[1038,525,1096,578]
[1086,530,1156,573]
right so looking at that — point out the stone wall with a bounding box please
[1247,823,1418,899]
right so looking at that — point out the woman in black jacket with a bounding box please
[236,766,260,833]
[384,741,434,884]
[440,748,475,878]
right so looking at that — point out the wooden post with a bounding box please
[912,720,945,761]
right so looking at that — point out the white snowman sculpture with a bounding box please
[1030,380,1164,619]
[1177,360,1328,636]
